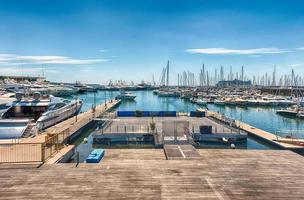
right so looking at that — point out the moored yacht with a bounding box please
[116,91,136,100]
[276,105,301,117]
[214,99,226,105]
[36,97,83,130]
[157,90,179,97]
[0,93,83,139]
[190,98,207,105]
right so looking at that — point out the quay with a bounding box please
[0,149,304,199]
[208,110,304,153]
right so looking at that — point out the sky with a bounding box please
[0,0,303,84]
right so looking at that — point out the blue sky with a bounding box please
[0,0,303,84]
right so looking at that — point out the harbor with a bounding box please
[2,86,304,163]
[1,68,304,200]
[1,0,304,199]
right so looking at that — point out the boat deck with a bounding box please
[0,149,304,199]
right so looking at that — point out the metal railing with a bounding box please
[99,124,151,134]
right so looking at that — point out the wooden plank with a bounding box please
[0,149,303,199]
[164,145,201,160]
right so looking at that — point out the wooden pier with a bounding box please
[1,149,304,199]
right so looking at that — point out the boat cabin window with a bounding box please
[47,102,66,111]
[2,105,48,121]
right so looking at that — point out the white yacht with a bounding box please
[191,98,207,106]
[0,93,83,138]
[73,82,96,93]
[116,91,136,100]
[214,99,226,105]
[36,97,83,130]
[157,91,179,97]
[48,85,79,97]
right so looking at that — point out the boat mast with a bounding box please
[166,60,169,87]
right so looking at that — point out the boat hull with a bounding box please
[36,101,83,130]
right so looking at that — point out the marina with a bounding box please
[2,87,304,164]
[1,1,304,198]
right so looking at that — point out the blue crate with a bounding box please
[86,149,105,163]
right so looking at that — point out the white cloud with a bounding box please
[184,48,290,55]
[0,53,108,65]
[291,63,304,67]
[0,66,61,75]
[296,47,304,50]
[98,49,107,53]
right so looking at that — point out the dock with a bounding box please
[1,149,304,199]
[93,115,242,146]
[207,111,304,151]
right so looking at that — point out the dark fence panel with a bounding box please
[117,111,177,117]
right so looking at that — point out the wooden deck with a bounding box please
[0,149,304,199]
[164,144,201,160]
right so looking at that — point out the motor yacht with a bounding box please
[157,90,179,97]
[116,91,136,100]
[276,106,301,117]
[0,93,83,139]
[214,99,226,105]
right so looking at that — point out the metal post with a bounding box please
[76,151,80,167]
[41,143,45,162]
[93,91,96,117]
[104,91,107,106]
[94,91,96,110]
[75,97,78,122]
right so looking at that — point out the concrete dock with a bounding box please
[0,149,304,199]
[207,111,304,151]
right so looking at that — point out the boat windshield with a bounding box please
[47,102,67,111]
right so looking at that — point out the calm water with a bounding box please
[70,90,304,162]
[68,89,304,162]
[72,90,304,139]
